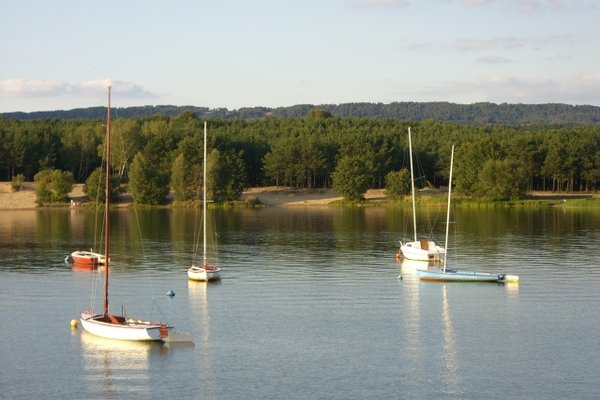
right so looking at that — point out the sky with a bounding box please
[1,0,599,112]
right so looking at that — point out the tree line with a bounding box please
[1,110,600,204]
[4,101,600,126]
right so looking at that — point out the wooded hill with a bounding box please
[3,101,600,125]
[2,111,600,204]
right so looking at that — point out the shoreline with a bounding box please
[0,183,385,210]
[0,182,596,210]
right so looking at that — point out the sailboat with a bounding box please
[187,121,222,282]
[66,249,106,267]
[80,87,178,341]
[399,127,445,261]
[417,145,519,283]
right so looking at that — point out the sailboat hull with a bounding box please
[417,269,502,282]
[400,241,445,261]
[187,265,221,282]
[80,311,173,341]
[67,250,106,266]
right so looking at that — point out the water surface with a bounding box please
[1,206,599,399]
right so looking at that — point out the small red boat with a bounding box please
[66,250,106,266]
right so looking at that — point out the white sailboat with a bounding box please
[80,87,188,342]
[417,145,519,283]
[187,121,222,282]
[399,127,445,261]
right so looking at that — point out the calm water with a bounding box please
[1,206,599,399]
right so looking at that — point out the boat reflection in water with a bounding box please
[398,258,431,375]
[440,285,460,394]
[70,262,100,271]
[79,331,160,397]
[399,258,440,279]
[188,280,219,398]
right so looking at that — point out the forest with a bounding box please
[1,109,600,204]
[4,101,600,126]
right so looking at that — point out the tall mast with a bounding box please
[102,86,111,317]
[443,145,454,273]
[408,127,417,242]
[203,121,207,267]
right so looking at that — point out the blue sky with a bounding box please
[1,0,599,112]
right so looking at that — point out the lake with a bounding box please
[1,205,599,399]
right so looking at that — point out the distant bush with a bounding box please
[84,168,124,203]
[129,153,169,205]
[384,169,411,199]
[332,156,370,201]
[34,169,74,204]
[11,174,25,192]
[243,196,260,207]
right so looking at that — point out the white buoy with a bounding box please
[166,289,175,297]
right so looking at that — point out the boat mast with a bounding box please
[408,127,417,242]
[443,145,454,273]
[102,86,111,317]
[203,121,207,268]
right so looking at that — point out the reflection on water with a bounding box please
[187,280,219,399]
[441,286,460,394]
[80,332,158,398]
[398,259,423,376]
[400,258,440,272]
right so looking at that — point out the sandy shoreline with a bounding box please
[0,182,386,210]
[1,182,593,210]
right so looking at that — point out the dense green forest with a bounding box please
[3,101,600,126]
[1,110,599,204]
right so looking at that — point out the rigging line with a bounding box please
[192,198,202,265]
[113,118,129,178]
[93,153,106,254]
[88,134,108,313]
[130,192,158,303]
[89,267,98,312]
[150,296,169,320]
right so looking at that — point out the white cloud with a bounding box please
[354,0,410,8]
[461,0,494,6]
[0,79,68,96]
[455,37,527,52]
[401,70,600,105]
[475,72,600,103]
[448,0,594,13]
[475,55,514,63]
[0,78,157,99]
[78,80,157,98]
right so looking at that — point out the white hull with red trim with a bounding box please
[80,311,172,341]
[79,88,192,344]
[67,250,106,266]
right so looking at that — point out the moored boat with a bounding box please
[188,265,221,281]
[66,250,106,266]
[80,311,172,341]
[79,87,190,343]
[416,145,519,284]
[399,127,445,261]
[187,121,222,282]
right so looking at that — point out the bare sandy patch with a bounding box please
[0,182,37,209]
[0,183,387,209]
[0,182,89,209]
[241,186,386,206]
